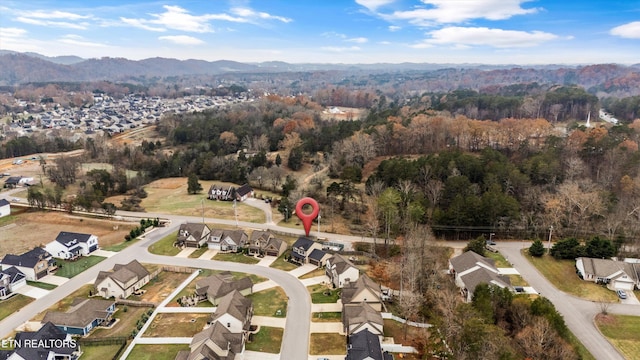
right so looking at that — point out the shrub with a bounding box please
[528,239,546,257]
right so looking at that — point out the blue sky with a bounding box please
[1,0,639,64]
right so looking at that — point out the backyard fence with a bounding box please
[381,312,432,328]
[116,299,156,308]
[162,266,197,273]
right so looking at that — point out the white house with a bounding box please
[449,251,512,302]
[0,247,55,281]
[209,290,253,334]
[0,199,10,217]
[576,257,640,291]
[326,254,360,288]
[45,231,99,259]
[94,260,151,299]
[0,267,27,299]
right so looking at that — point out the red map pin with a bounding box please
[295,197,319,236]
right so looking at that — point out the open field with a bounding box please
[0,211,136,258]
[130,271,191,304]
[524,251,618,302]
[595,314,640,360]
[144,313,209,337]
[0,294,34,322]
[105,178,265,222]
[126,344,190,360]
[246,326,283,353]
[309,333,346,355]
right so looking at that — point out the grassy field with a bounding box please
[308,284,341,303]
[246,326,283,353]
[126,344,190,360]
[212,252,260,264]
[0,294,34,321]
[188,247,208,258]
[525,251,618,302]
[595,314,640,359]
[90,307,148,338]
[144,313,209,337]
[309,333,346,355]
[148,230,180,256]
[80,344,125,360]
[269,253,297,271]
[248,287,288,317]
[486,251,511,267]
[312,312,342,322]
[103,238,139,252]
[55,256,107,278]
[26,281,57,290]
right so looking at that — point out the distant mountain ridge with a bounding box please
[1,51,639,97]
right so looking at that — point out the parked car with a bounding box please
[617,289,627,299]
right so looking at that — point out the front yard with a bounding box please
[312,312,342,322]
[126,344,190,360]
[129,271,192,303]
[269,253,297,271]
[246,326,283,353]
[212,252,260,264]
[148,230,180,256]
[308,284,341,303]
[309,333,346,355]
[0,294,34,321]
[143,313,210,337]
[247,287,288,317]
[525,251,618,302]
[55,255,107,278]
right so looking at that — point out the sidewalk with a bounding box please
[251,315,286,328]
[92,249,118,258]
[311,302,342,312]
[12,285,49,299]
[37,274,68,286]
[300,275,328,287]
[256,255,277,267]
[253,280,278,292]
[198,249,218,259]
[176,248,196,258]
[310,322,343,333]
[288,264,318,278]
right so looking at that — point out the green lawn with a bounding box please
[126,344,190,360]
[188,247,209,258]
[55,256,107,278]
[309,333,346,355]
[596,314,640,360]
[312,312,342,322]
[148,230,181,256]
[26,281,57,290]
[525,251,618,302]
[248,287,288,317]
[212,252,260,264]
[269,252,297,271]
[308,284,341,304]
[0,294,34,321]
[246,326,283,353]
[300,267,326,279]
[485,251,511,267]
[103,238,139,252]
[90,307,148,339]
[80,344,125,360]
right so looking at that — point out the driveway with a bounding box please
[37,274,68,286]
[12,285,50,299]
[497,242,625,360]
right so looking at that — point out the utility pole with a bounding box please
[317,210,321,234]
[548,225,554,249]
[201,198,204,224]
[234,199,238,227]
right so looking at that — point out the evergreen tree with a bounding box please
[187,173,203,194]
[529,239,546,257]
[465,235,487,256]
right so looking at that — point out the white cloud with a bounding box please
[121,5,290,33]
[347,37,368,43]
[388,25,401,32]
[14,9,92,29]
[424,26,557,48]
[1,27,27,38]
[385,0,539,25]
[15,16,89,30]
[610,22,640,39]
[20,10,90,20]
[159,35,205,45]
[356,0,396,12]
[58,34,107,47]
[321,46,362,52]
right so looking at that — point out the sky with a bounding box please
[1,0,639,65]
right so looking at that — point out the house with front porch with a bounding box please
[209,290,253,333]
[242,230,288,257]
[176,223,211,248]
[207,229,247,252]
[290,236,327,265]
[576,257,640,290]
[341,274,383,312]
[0,247,56,281]
[42,298,116,336]
[94,260,151,299]
[343,301,384,341]
[0,266,27,299]
[195,273,253,306]
[449,250,512,302]
[44,231,99,259]
[326,254,360,288]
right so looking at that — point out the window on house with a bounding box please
[227,322,230,327]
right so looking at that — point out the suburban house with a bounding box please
[207,183,253,202]
[0,266,27,299]
[0,247,56,281]
[345,329,394,360]
[576,257,640,290]
[207,229,247,252]
[3,176,22,188]
[263,237,288,257]
[94,260,151,299]
[326,254,360,288]
[341,274,383,312]
[0,198,10,217]
[343,301,384,341]
[42,298,116,336]
[209,290,253,333]
[1,322,80,360]
[208,184,235,201]
[175,321,245,360]
[235,184,253,202]
[176,290,253,360]
[44,231,99,260]
[449,250,512,302]
[196,273,253,305]
[290,237,327,265]
[243,230,288,257]
[176,223,211,248]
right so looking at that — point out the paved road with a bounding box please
[498,241,624,360]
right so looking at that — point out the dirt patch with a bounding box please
[0,211,136,257]
[595,313,617,326]
[147,178,185,190]
[132,271,192,304]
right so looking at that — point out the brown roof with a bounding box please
[328,254,358,275]
[178,223,210,242]
[449,251,496,273]
[42,298,114,328]
[189,322,243,359]
[459,268,511,294]
[342,274,381,304]
[195,274,253,300]
[578,257,640,281]
[343,302,383,332]
[95,260,149,289]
